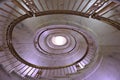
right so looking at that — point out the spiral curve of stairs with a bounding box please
[0,0,120,80]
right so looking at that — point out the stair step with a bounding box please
[11,71,25,80]
[0,64,12,80]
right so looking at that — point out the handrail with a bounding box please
[0,0,119,79]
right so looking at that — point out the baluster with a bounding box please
[44,0,49,10]
[35,69,42,78]
[25,67,33,76]
[4,3,23,16]
[85,0,97,13]
[0,56,14,63]
[80,61,85,68]
[69,66,73,74]
[16,64,26,72]
[11,0,30,15]
[51,0,54,9]
[63,68,66,75]
[31,0,40,11]
[72,65,77,73]
[67,0,70,10]
[0,14,11,19]
[0,53,11,58]
[78,62,84,69]
[72,0,77,10]
[86,0,109,15]
[67,67,70,74]
[0,8,17,17]
[20,66,30,75]
[57,69,60,76]
[62,0,64,10]
[100,4,120,16]
[76,0,84,11]
[38,0,45,11]
[21,0,39,13]
[4,60,18,68]
[46,69,50,77]
[29,68,36,77]
[81,0,91,12]
[57,0,59,10]
[8,62,22,72]
[96,2,117,15]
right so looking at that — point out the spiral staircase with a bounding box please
[0,0,120,80]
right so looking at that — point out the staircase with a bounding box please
[0,0,120,80]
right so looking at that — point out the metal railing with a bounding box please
[0,0,119,79]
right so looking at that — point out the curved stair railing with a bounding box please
[0,0,119,80]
